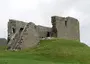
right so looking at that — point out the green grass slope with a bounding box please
[0,39,90,64]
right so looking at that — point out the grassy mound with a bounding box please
[0,39,90,64]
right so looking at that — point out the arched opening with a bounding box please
[19,28,24,33]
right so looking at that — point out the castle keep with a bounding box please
[51,16,80,41]
[7,16,80,50]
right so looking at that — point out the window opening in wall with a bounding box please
[7,38,10,43]
[65,21,67,27]
[12,28,15,33]
[19,28,24,33]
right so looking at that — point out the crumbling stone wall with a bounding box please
[20,22,39,49]
[7,16,80,50]
[51,16,80,41]
[7,20,39,50]
[8,19,27,43]
[36,25,52,39]
[7,19,51,50]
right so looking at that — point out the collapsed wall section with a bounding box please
[20,22,40,49]
[7,19,51,50]
[7,20,39,50]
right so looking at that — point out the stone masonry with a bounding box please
[36,25,51,39]
[7,16,80,50]
[51,16,80,41]
[7,19,51,50]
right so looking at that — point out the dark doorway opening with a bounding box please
[47,32,51,37]
[7,37,10,43]
[12,28,15,33]
[65,21,67,27]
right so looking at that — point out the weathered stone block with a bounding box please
[21,22,40,49]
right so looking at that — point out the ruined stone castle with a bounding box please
[7,16,80,50]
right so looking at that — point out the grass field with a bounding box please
[0,39,90,64]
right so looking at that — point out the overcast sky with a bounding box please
[0,0,90,46]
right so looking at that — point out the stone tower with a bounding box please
[51,16,80,41]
